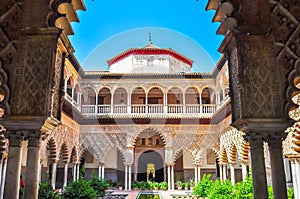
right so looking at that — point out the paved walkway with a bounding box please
[110,189,192,199]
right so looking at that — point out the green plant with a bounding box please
[147,181,154,190]
[38,173,59,199]
[189,178,195,187]
[182,182,189,189]
[193,174,213,197]
[206,180,233,199]
[232,177,254,199]
[138,181,147,190]
[153,182,160,189]
[287,187,295,199]
[159,181,168,190]
[132,181,139,189]
[61,179,97,199]
[89,174,109,197]
[175,180,182,188]
[268,186,274,199]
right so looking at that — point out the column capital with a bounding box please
[267,132,287,149]
[243,132,268,149]
[25,131,43,147]
[124,162,133,166]
[4,131,24,147]
[194,163,201,167]
[166,162,174,166]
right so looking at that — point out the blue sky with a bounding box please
[69,0,224,72]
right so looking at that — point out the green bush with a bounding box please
[61,179,97,199]
[193,174,213,197]
[232,177,253,199]
[288,187,295,199]
[89,175,109,197]
[38,174,59,199]
[206,180,233,199]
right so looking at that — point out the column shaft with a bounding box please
[230,164,235,185]
[0,158,7,199]
[76,164,80,180]
[51,162,57,190]
[249,134,268,199]
[23,136,41,199]
[124,165,128,190]
[98,165,101,178]
[194,166,198,184]
[167,166,171,191]
[4,141,22,199]
[219,165,223,181]
[128,165,132,190]
[295,161,300,199]
[197,166,201,182]
[268,134,287,199]
[73,164,76,181]
[63,163,68,188]
[101,165,105,179]
[0,158,3,189]
[171,165,174,191]
[241,163,248,182]
[291,161,299,199]
[222,165,227,180]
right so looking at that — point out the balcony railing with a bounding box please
[81,104,218,117]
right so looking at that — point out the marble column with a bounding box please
[0,156,7,199]
[63,162,69,188]
[51,160,58,189]
[290,159,299,199]
[3,133,23,199]
[128,164,132,190]
[197,164,201,182]
[230,164,235,185]
[219,164,223,181]
[98,164,101,178]
[267,133,287,199]
[167,165,171,191]
[101,164,105,179]
[295,159,300,199]
[0,158,3,189]
[73,163,77,181]
[223,165,227,180]
[76,164,80,180]
[247,133,268,199]
[24,133,42,199]
[194,166,198,185]
[171,164,174,191]
[124,164,128,190]
[241,163,248,182]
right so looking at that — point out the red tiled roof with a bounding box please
[107,46,194,67]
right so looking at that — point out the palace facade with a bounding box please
[0,0,300,199]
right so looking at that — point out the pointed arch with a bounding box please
[131,127,166,147]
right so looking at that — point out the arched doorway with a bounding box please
[137,150,164,182]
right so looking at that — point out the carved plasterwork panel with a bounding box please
[270,0,300,119]
[219,127,249,164]
[40,125,79,162]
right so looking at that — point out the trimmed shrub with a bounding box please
[61,179,97,199]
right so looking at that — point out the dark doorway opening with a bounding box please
[137,150,164,182]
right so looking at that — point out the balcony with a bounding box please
[80,104,220,118]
